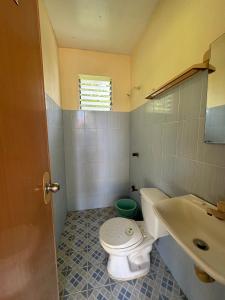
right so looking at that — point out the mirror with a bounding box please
[205,33,225,144]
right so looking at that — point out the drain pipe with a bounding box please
[194,265,215,283]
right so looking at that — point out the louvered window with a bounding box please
[79,75,112,111]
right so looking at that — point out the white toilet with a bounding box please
[99,188,169,281]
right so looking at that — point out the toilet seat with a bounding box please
[99,217,143,250]
[100,236,143,253]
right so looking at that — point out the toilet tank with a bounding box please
[140,188,168,239]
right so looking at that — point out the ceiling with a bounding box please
[43,0,157,54]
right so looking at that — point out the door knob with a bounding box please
[43,172,60,204]
[45,182,60,193]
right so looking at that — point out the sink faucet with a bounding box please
[207,200,225,220]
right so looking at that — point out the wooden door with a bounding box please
[0,1,59,299]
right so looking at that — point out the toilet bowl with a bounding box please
[99,188,169,281]
[100,217,153,280]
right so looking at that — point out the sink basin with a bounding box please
[153,194,225,284]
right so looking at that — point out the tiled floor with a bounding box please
[57,207,187,300]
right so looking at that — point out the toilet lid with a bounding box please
[99,217,143,249]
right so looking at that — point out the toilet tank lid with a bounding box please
[140,188,168,204]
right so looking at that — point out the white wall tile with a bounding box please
[71,110,85,129]
[85,111,108,129]
[63,110,130,210]
[200,70,208,118]
[164,87,180,122]
[193,162,225,204]
[130,72,225,206]
[177,119,199,159]
[162,122,178,156]
[46,95,67,245]
[179,72,202,120]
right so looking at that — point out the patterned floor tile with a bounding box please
[88,217,106,228]
[65,215,87,232]
[70,237,90,253]
[58,241,70,253]
[63,290,87,300]
[61,250,89,271]
[69,223,88,236]
[60,232,90,254]
[87,242,108,266]
[132,280,153,299]
[58,264,66,296]
[57,207,187,300]
[88,223,101,237]
[88,286,113,300]
[62,267,89,295]
[111,282,136,300]
[88,262,115,289]
[85,213,99,224]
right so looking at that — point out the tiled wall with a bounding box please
[63,110,130,211]
[130,71,225,205]
[205,104,225,143]
[129,71,225,299]
[46,95,67,244]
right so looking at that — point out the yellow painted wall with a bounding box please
[38,0,61,106]
[59,48,131,111]
[131,0,225,110]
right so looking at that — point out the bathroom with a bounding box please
[1,0,225,299]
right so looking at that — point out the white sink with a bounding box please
[153,194,225,284]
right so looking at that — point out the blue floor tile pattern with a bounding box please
[57,207,187,300]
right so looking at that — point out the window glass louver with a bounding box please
[79,75,112,111]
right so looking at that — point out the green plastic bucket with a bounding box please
[115,198,137,219]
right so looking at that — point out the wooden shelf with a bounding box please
[146,62,215,100]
